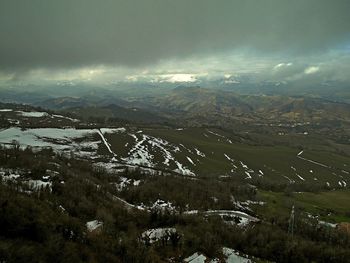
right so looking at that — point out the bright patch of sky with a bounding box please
[1,48,350,86]
[304,66,320,75]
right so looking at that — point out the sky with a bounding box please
[1,0,350,86]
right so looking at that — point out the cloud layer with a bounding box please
[1,0,350,70]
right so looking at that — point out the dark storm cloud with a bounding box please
[1,0,350,70]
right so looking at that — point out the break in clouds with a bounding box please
[0,0,350,85]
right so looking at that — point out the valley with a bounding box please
[1,1,350,262]
[1,98,350,262]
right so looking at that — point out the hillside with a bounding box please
[149,87,350,122]
[1,102,350,262]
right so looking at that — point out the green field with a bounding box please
[99,127,350,188]
[258,190,350,223]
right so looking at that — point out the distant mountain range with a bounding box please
[1,85,349,127]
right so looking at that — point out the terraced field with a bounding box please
[1,123,349,188]
[101,127,349,186]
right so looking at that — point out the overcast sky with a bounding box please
[1,0,350,85]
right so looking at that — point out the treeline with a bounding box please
[1,146,350,262]
[116,170,257,212]
[251,177,334,193]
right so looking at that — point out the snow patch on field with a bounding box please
[0,171,21,181]
[97,129,116,156]
[203,210,259,227]
[146,135,179,166]
[223,247,252,263]
[224,154,234,162]
[13,110,80,122]
[240,161,248,169]
[296,151,329,168]
[122,134,154,166]
[291,166,305,181]
[114,176,132,191]
[51,114,79,122]
[0,127,96,150]
[224,155,257,179]
[185,248,252,263]
[180,143,193,154]
[338,181,347,187]
[319,220,337,228]
[283,175,295,183]
[86,220,103,232]
[224,154,239,172]
[307,213,338,228]
[187,156,195,165]
[0,168,52,192]
[239,200,266,207]
[96,130,192,174]
[207,130,225,138]
[149,199,176,212]
[16,111,48,118]
[296,173,305,181]
[27,179,52,191]
[100,128,126,134]
[112,195,146,211]
[194,148,205,157]
[244,171,252,179]
[174,161,195,176]
[0,127,127,158]
[141,228,176,244]
[184,252,207,263]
